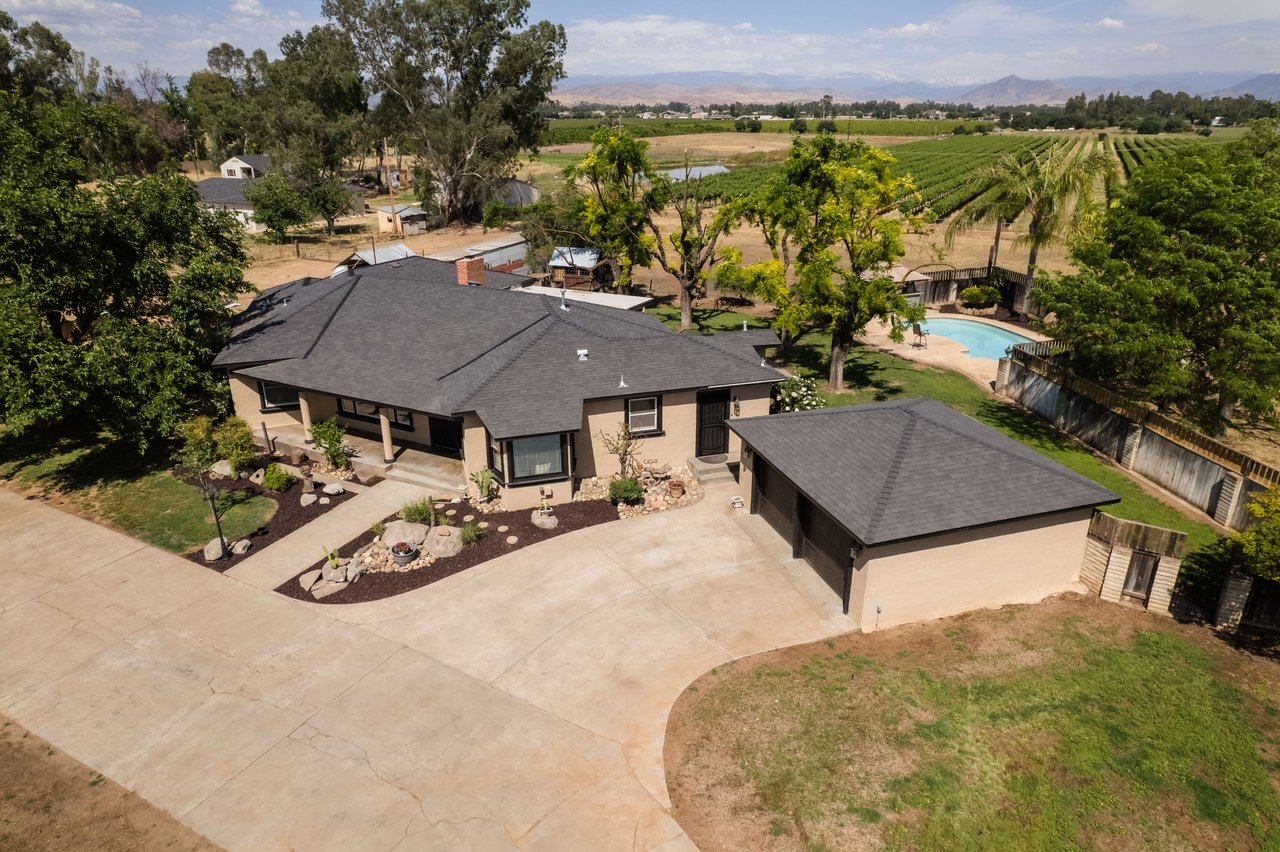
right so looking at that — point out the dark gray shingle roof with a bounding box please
[729,398,1117,546]
[196,177,253,209]
[231,153,271,172]
[217,257,783,438]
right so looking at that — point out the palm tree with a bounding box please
[946,142,1115,308]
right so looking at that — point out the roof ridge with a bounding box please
[863,410,917,541]
[435,313,555,382]
[300,278,359,359]
[451,317,561,411]
[543,297,666,339]
[683,329,782,370]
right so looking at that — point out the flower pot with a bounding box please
[668,480,686,499]
[390,543,419,566]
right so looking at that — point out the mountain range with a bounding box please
[554,71,1280,107]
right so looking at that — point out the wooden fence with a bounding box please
[921,266,1036,314]
[1001,343,1280,531]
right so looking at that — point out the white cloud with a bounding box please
[732,22,754,33]
[1125,0,1280,25]
[1094,17,1125,29]
[866,21,940,39]
[230,0,270,19]
[1133,41,1167,55]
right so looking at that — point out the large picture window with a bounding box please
[511,434,564,480]
[626,396,662,434]
[257,381,299,411]
[337,398,413,430]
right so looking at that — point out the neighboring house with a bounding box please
[195,177,262,232]
[496,178,540,207]
[731,398,1119,629]
[329,242,418,277]
[428,237,528,274]
[214,256,782,509]
[548,246,612,289]
[510,285,654,311]
[343,183,369,217]
[861,264,930,304]
[220,154,271,179]
[377,204,430,235]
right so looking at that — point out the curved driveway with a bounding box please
[0,485,850,850]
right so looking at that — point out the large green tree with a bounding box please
[243,173,312,242]
[321,0,565,223]
[0,92,247,448]
[945,142,1114,295]
[1035,125,1280,433]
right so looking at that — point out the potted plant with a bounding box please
[390,541,418,566]
[668,479,686,499]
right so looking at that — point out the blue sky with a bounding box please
[5,0,1278,83]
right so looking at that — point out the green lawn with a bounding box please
[0,430,275,553]
[652,306,1219,552]
[674,601,1280,850]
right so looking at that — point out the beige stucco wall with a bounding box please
[850,508,1094,632]
[228,372,303,433]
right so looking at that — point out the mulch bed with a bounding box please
[274,498,618,604]
[181,476,356,573]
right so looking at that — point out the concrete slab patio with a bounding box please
[0,484,850,850]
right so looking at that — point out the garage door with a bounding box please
[800,497,851,600]
[754,458,796,547]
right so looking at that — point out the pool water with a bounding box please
[922,317,1034,361]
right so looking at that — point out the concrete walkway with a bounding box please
[0,485,850,850]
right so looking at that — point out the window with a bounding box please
[337,398,413,430]
[1122,551,1159,601]
[487,431,505,483]
[626,396,662,434]
[257,381,298,411]
[509,433,569,483]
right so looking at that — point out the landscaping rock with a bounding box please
[463,514,475,522]
[311,580,349,600]
[211,460,233,477]
[505,535,518,545]
[319,497,331,505]
[230,539,252,555]
[300,493,318,507]
[248,468,266,485]
[382,520,429,547]
[346,561,366,583]
[202,537,227,562]
[497,525,509,533]
[298,569,322,591]
[322,481,345,496]
[425,526,463,558]
[478,521,489,529]
[445,509,457,517]
[531,511,559,530]
[321,559,347,583]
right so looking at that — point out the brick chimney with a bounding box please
[456,256,486,286]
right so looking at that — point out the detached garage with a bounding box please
[731,398,1119,631]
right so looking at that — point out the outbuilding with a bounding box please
[731,398,1118,631]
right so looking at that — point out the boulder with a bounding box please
[230,539,252,555]
[298,569,322,591]
[322,481,345,496]
[531,511,559,530]
[346,561,366,583]
[248,468,266,485]
[202,537,227,562]
[425,526,463,558]
[311,580,349,600]
[211,460,233,477]
[321,559,347,583]
[382,520,429,547]
[300,493,318,507]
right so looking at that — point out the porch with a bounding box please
[262,422,467,496]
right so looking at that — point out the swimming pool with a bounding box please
[923,317,1034,361]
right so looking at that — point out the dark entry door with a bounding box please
[428,416,463,453]
[696,389,730,457]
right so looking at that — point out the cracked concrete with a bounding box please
[0,484,851,849]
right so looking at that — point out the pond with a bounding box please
[667,164,728,181]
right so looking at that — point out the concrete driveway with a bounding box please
[0,486,850,850]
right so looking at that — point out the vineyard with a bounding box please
[1110,133,1226,181]
[544,117,982,145]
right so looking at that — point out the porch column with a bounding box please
[379,408,395,465]
[298,392,314,444]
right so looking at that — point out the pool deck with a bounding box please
[858,310,1050,390]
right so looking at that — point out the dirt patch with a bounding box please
[665,594,1280,851]
[180,476,356,572]
[0,714,217,851]
[274,498,617,604]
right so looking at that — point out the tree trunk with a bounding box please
[679,278,694,331]
[779,327,794,353]
[1218,392,1237,430]
[828,316,853,391]
[991,218,1004,270]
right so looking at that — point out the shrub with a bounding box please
[959,284,1000,309]
[400,496,437,525]
[470,467,496,500]
[174,415,218,479]
[371,520,386,537]
[772,376,826,413]
[261,463,294,492]
[214,416,258,475]
[789,118,808,134]
[310,417,348,469]
[816,119,838,134]
[460,522,484,545]
[609,477,645,505]
[1197,127,1213,137]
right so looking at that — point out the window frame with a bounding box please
[487,430,506,484]
[505,432,572,486]
[336,397,414,431]
[257,380,299,412]
[625,395,663,436]
[1122,550,1159,602]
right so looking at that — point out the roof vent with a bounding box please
[618,374,628,388]
[389,261,402,269]
[559,288,570,311]
[577,349,588,361]
[742,320,747,331]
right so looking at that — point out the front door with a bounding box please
[428,416,463,454]
[696,389,731,458]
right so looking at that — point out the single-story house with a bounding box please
[377,204,430,235]
[428,237,528,275]
[496,178,540,207]
[220,153,271,179]
[329,242,418,277]
[731,398,1119,629]
[195,177,262,232]
[214,256,782,509]
[511,285,654,311]
[549,246,612,289]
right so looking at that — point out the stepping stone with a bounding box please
[445,509,458,517]
[311,580,349,600]
[298,569,322,591]
[497,525,509,533]
[478,521,489,529]
[319,497,331,505]
[463,514,475,522]
[505,535,518,545]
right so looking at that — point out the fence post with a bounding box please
[1215,571,1254,629]
[994,357,1012,394]
[293,240,300,258]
